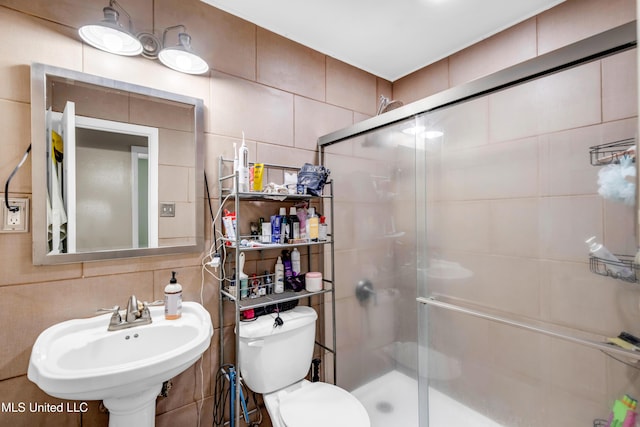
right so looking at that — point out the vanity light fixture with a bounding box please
[78,0,143,56]
[158,25,209,75]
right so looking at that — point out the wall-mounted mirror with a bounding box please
[31,63,204,264]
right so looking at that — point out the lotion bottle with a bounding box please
[291,247,301,275]
[274,256,285,294]
[164,271,182,320]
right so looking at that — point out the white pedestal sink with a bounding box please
[28,301,213,427]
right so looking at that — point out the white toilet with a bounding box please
[238,306,370,427]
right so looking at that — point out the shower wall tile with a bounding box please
[489,199,540,259]
[538,195,603,262]
[430,97,489,151]
[210,71,294,145]
[254,140,317,167]
[431,201,491,253]
[539,260,640,335]
[538,125,602,197]
[602,47,638,121]
[392,58,449,105]
[326,57,377,116]
[603,199,637,257]
[257,29,325,101]
[489,61,602,143]
[449,18,537,87]
[294,96,353,151]
[537,0,636,55]
[547,339,608,402]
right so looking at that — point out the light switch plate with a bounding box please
[160,203,175,217]
[1,197,29,233]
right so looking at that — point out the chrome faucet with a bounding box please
[98,295,154,331]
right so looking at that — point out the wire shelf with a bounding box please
[589,254,638,283]
[589,138,635,166]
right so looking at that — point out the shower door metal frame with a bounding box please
[317,21,636,150]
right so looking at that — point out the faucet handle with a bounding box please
[97,305,120,314]
[97,305,122,326]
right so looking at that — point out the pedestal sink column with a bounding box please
[102,384,162,427]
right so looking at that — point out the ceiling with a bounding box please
[200,0,566,82]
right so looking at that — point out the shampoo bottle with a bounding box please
[164,271,182,320]
[274,256,285,294]
[291,247,301,275]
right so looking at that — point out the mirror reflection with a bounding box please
[32,64,204,264]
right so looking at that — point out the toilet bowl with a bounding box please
[238,306,370,427]
[264,379,369,427]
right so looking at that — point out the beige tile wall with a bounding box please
[0,0,379,425]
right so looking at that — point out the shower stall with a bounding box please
[319,23,638,427]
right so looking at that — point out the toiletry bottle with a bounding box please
[281,214,290,243]
[282,250,293,285]
[229,268,237,298]
[263,270,273,295]
[271,211,281,244]
[239,252,249,299]
[278,207,287,243]
[291,247,301,275]
[319,215,328,241]
[289,207,300,241]
[274,257,285,294]
[253,163,264,192]
[164,271,182,320]
[238,133,249,192]
[307,207,319,242]
[260,217,271,243]
[297,207,307,240]
[585,236,633,278]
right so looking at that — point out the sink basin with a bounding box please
[28,301,213,427]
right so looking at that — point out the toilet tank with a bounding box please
[238,306,317,394]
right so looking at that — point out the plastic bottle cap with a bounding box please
[279,207,286,216]
[289,207,297,215]
[309,207,315,216]
[170,271,177,283]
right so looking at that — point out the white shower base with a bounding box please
[351,370,503,427]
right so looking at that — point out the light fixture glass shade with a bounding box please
[158,32,209,75]
[78,7,142,56]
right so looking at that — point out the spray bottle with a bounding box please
[274,256,285,294]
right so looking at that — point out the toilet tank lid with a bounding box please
[238,306,318,339]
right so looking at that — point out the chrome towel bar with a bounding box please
[417,296,640,362]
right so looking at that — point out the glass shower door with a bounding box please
[323,118,420,427]
[416,47,638,426]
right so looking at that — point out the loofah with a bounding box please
[597,155,636,205]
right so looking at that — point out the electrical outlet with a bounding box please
[1,197,29,233]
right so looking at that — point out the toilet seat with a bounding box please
[277,382,370,427]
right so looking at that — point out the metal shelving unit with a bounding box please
[216,156,336,427]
